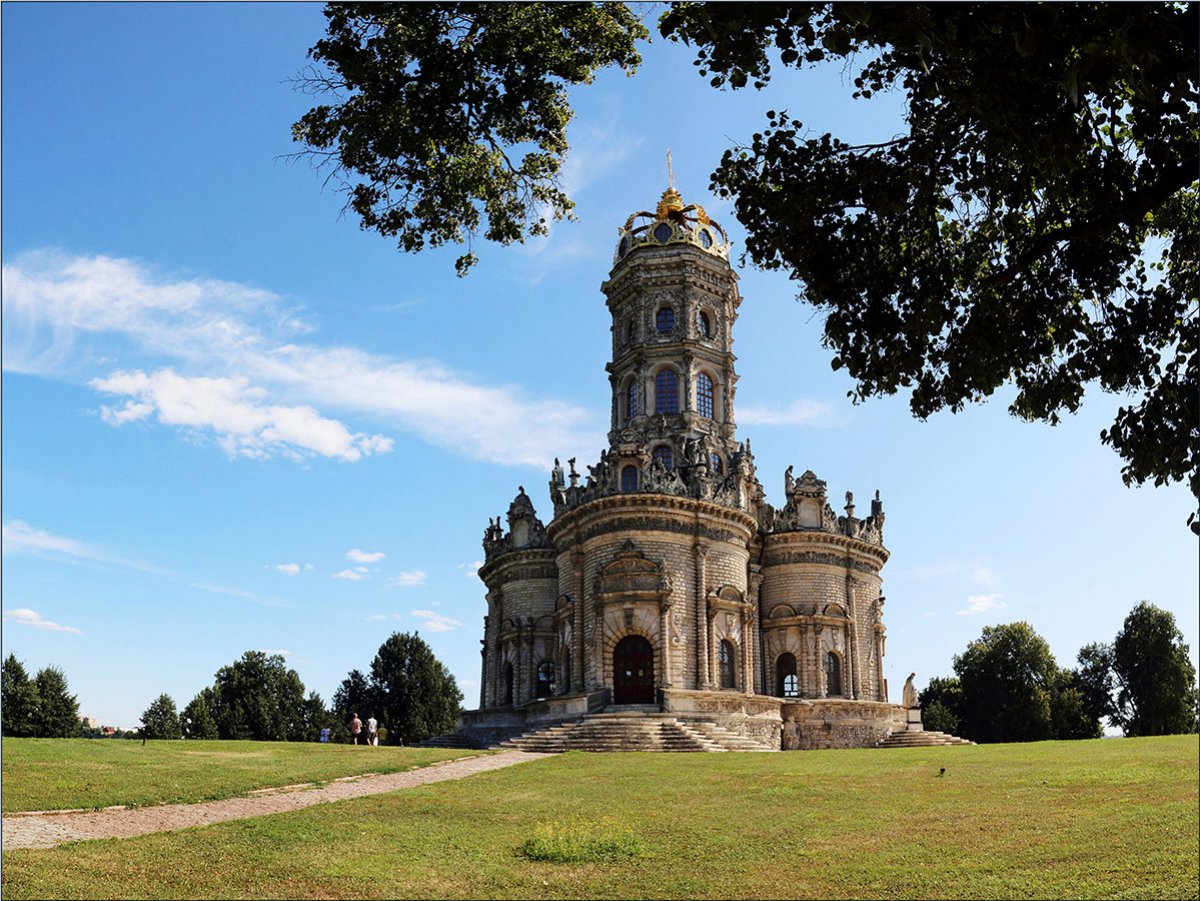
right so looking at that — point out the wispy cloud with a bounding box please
[957,594,1007,616]
[333,567,369,581]
[905,561,997,587]
[2,251,601,467]
[3,608,82,634]
[259,648,291,658]
[275,563,300,576]
[738,399,836,427]
[2,519,159,573]
[459,560,484,579]
[347,549,385,564]
[190,582,286,607]
[92,369,393,463]
[388,570,427,588]
[412,609,463,633]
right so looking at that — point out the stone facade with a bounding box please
[466,186,904,750]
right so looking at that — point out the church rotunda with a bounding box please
[456,184,906,750]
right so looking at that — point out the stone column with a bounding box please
[740,606,752,693]
[815,625,826,698]
[846,573,860,700]
[659,599,673,689]
[479,639,487,709]
[707,608,718,689]
[694,544,709,689]
[572,551,586,691]
[748,567,764,694]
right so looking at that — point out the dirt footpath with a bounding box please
[2,751,550,851]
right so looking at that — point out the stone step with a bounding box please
[876,730,975,748]
[490,714,779,753]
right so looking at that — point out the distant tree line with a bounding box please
[920,602,1198,742]
[2,631,463,744]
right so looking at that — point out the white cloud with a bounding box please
[957,594,1008,616]
[3,608,82,634]
[459,560,484,579]
[905,561,998,587]
[304,563,314,571]
[347,548,385,564]
[333,568,367,581]
[189,582,286,607]
[259,648,291,658]
[2,519,158,573]
[276,563,300,576]
[366,614,389,622]
[738,399,836,427]
[411,609,463,633]
[91,368,393,463]
[3,251,601,467]
[388,570,428,588]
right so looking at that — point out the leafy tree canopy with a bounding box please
[32,665,81,738]
[181,688,219,740]
[294,2,1198,510]
[141,693,182,740]
[208,651,312,741]
[952,621,1100,743]
[292,1,646,275]
[344,632,463,745]
[1,654,39,737]
[1110,601,1198,736]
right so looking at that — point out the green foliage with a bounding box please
[181,688,219,740]
[366,631,463,745]
[1,654,39,737]
[30,665,80,738]
[331,668,376,739]
[140,693,182,740]
[951,622,1102,743]
[1111,601,1198,736]
[918,675,963,735]
[292,2,646,274]
[208,651,314,741]
[662,2,1199,507]
[519,815,642,863]
[295,3,1198,504]
[1076,641,1117,727]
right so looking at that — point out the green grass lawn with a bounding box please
[2,735,1197,900]
[0,738,483,813]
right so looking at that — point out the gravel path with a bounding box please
[2,751,550,851]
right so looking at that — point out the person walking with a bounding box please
[366,714,378,746]
[350,712,362,745]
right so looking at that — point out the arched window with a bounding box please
[502,662,514,706]
[825,652,842,697]
[696,309,712,338]
[656,307,675,334]
[697,373,714,418]
[561,651,571,694]
[776,653,798,698]
[719,639,737,689]
[652,445,673,472]
[535,661,555,699]
[709,453,722,475]
[621,465,639,492]
[655,369,678,414]
[626,380,638,421]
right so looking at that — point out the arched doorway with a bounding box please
[613,635,655,704]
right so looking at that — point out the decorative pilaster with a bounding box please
[694,543,709,689]
[572,550,586,691]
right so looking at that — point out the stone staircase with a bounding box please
[491,707,777,753]
[875,730,974,748]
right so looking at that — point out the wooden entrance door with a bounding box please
[613,635,655,704]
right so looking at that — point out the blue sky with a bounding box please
[3,4,1195,730]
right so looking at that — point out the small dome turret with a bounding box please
[614,185,730,264]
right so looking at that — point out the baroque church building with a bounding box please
[455,186,911,751]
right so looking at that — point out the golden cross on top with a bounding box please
[666,148,675,190]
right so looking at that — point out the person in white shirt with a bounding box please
[366,715,378,746]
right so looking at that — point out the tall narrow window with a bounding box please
[535,661,555,698]
[776,653,798,698]
[719,640,737,689]
[709,453,722,475]
[626,380,638,420]
[652,445,673,472]
[655,369,678,414]
[656,307,675,334]
[825,652,842,697]
[503,663,514,706]
[621,465,639,492]
[697,373,714,418]
[561,651,571,693]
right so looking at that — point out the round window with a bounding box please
[653,222,673,243]
[699,228,714,249]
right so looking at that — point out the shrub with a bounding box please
[519,816,642,863]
